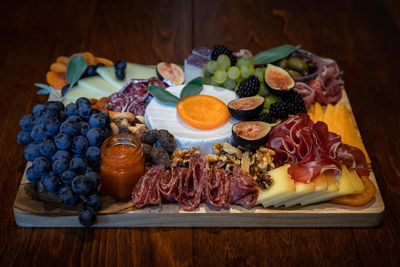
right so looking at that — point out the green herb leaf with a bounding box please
[35,83,63,101]
[254,44,301,65]
[66,55,87,86]
[180,77,204,99]
[149,85,180,105]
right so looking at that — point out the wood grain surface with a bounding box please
[1,0,399,266]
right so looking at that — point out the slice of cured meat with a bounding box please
[132,165,164,208]
[307,57,342,104]
[266,114,369,183]
[230,166,259,206]
[179,153,208,211]
[204,166,231,208]
[132,153,260,210]
[109,77,168,115]
[293,82,315,107]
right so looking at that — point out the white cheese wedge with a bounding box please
[97,63,156,89]
[284,173,328,207]
[274,180,315,207]
[145,85,238,154]
[256,164,295,208]
[301,167,355,206]
[78,76,120,94]
[62,85,109,105]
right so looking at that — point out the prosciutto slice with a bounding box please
[293,82,315,107]
[307,57,342,104]
[266,114,369,183]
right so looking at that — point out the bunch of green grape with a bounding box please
[204,55,269,96]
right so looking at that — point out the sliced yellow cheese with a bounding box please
[284,173,328,207]
[274,180,314,207]
[256,164,295,208]
[347,168,365,193]
[301,167,356,205]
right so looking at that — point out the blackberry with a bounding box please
[211,44,237,66]
[236,75,260,97]
[255,113,276,123]
[281,90,307,115]
[269,102,290,119]
[288,101,307,115]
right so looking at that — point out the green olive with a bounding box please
[276,58,288,69]
[287,69,302,78]
[288,57,308,72]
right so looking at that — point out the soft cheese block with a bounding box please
[97,63,156,89]
[62,85,109,105]
[78,76,120,94]
[256,164,295,208]
[145,85,238,154]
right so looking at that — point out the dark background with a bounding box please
[1,0,399,266]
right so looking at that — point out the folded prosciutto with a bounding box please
[132,153,259,210]
[265,114,369,183]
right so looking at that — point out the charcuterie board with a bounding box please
[13,89,385,227]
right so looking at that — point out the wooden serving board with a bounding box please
[13,89,385,227]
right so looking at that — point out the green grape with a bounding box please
[206,60,218,74]
[237,55,254,67]
[214,69,228,84]
[236,75,245,85]
[240,63,254,78]
[264,95,282,109]
[254,68,265,82]
[217,54,231,70]
[204,77,211,85]
[210,76,222,86]
[257,83,269,97]
[223,78,236,90]
[227,66,240,80]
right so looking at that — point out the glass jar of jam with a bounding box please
[100,133,145,200]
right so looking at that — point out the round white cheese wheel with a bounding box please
[145,85,239,154]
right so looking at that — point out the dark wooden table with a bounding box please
[1,0,399,266]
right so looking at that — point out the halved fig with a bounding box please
[228,96,264,121]
[156,62,184,85]
[232,121,272,150]
[265,64,295,95]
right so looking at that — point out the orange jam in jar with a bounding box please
[100,133,145,200]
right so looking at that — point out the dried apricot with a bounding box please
[46,71,68,89]
[95,57,114,66]
[50,62,67,73]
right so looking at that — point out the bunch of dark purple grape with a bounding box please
[17,97,110,226]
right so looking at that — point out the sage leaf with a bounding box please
[34,83,63,101]
[66,55,87,86]
[148,85,180,105]
[254,44,301,65]
[180,77,204,99]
